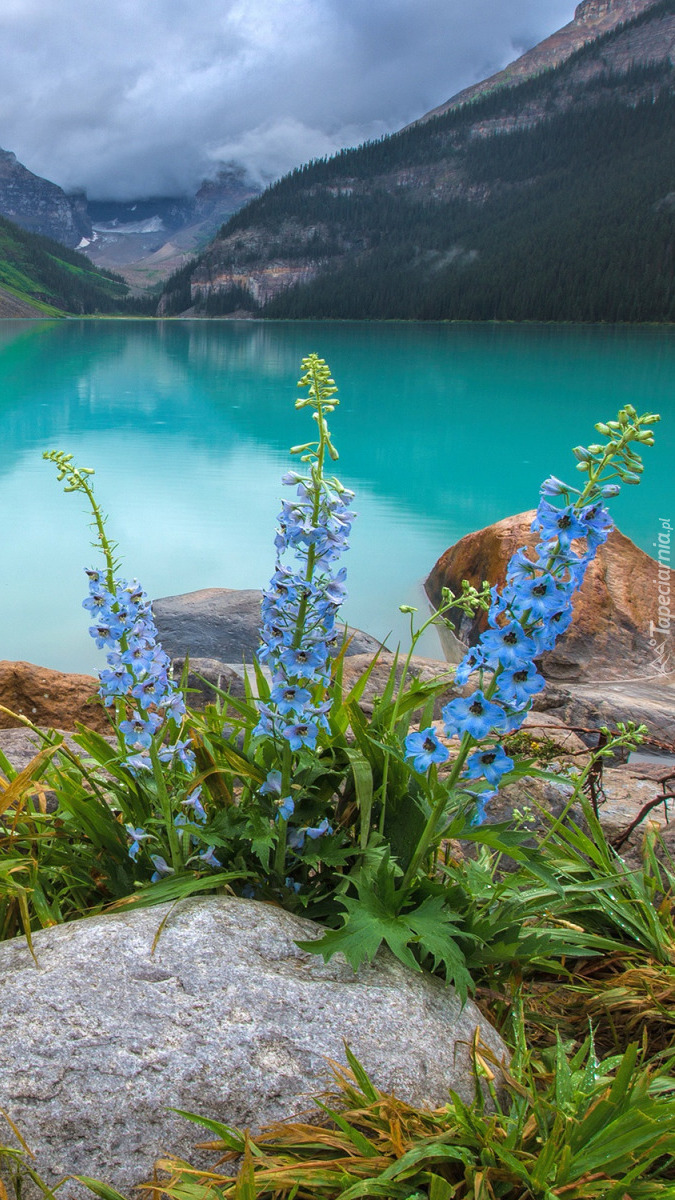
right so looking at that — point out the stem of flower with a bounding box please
[273,738,293,878]
[398,731,473,902]
[149,739,182,872]
[291,362,329,652]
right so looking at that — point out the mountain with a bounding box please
[165,0,675,322]
[416,0,661,121]
[0,149,91,247]
[77,169,262,289]
[0,148,261,292]
[0,213,131,316]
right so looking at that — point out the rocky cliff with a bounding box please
[0,149,91,247]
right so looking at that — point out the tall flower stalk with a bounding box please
[44,451,202,874]
[400,403,659,895]
[254,355,355,871]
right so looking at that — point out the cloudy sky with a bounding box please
[0,0,578,200]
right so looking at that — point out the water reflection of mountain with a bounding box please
[0,320,672,555]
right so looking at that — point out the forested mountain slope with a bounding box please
[0,215,130,316]
[162,0,675,322]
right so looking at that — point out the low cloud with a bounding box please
[0,0,577,199]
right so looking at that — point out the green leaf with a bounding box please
[343,747,374,850]
[74,1179,131,1200]
[343,1045,379,1103]
[313,1100,380,1157]
[299,889,419,973]
[403,895,472,999]
[168,1108,249,1153]
[106,870,249,911]
[300,866,469,991]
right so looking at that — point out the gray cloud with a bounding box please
[0,0,578,199]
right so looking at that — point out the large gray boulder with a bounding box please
[153,587,382,664]
[0,898,506,1197]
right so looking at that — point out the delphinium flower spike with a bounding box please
[403,403,659,851]
[44,451,197,870]
[254,355,355,866]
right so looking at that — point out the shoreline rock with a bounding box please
[425,511,674,686]
[0,660,108,733]
[0,897,506,1197]
[153,587,383,664]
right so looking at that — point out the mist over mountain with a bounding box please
[0,152,261,287]
[0,1,577,201]
[161,0,675,322]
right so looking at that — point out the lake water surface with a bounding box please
[0,318,673,673]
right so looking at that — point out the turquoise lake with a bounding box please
[0,318,673,674]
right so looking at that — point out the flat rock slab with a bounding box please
[534,678,675,754]
[0,897,506,1197]
[153,587,382,664]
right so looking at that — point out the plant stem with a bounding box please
[398,731,473,901]
[273,739,293,878]
[149,740,182,872]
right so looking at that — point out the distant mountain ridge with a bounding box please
[416,0,662,122]
[0,149,91,247]
[0,150,261,287]
[163,0,675,322]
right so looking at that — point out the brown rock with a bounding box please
[0,661,108,733]
[425,511,675,686]
[518,710,589,758]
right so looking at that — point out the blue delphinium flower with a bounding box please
[198,846,222,869]
[84,570,194,773]
[531,500,587,547]
[404,728,450,773]
[150,854,174,881]
[253,356,357,864]
[495,662,546,707]
[256,475,355,715]
[479,622,537,669]
[441,691,506,740]
[465,745,514,787]
[125,825,152,861]
[182,787,207,823]
[259,770,283,796]
[277,795,295,821]
[282,720,320,751]
[414,472,618,825]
